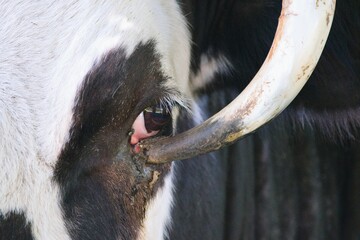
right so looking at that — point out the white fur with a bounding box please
[190,54,233,91]
[138,166,175,240]
[0,1,190,239]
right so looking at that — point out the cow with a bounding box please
[0,1,359,240]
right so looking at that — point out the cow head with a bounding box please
[0,1,190,239]
[0,0,335,239]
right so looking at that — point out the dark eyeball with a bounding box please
[143,104,171,133]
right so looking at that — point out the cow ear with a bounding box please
[138,0,336,164]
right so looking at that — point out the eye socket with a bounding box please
[143,105,171,133]
[130,103,173,148]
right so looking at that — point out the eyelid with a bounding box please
[144,106,167,114]
[153,89,190,115]
[143,97,178,116]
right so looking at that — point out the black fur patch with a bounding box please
[169,1,360,239]
[54,41,171,240]
[167,110,228,240]
[0,212,33,240]
[182,0,360,141]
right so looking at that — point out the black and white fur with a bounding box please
[1,0,360,239]
[0,1,190,239]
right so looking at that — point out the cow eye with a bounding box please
[130,103,172,148]
[143,105,171,133]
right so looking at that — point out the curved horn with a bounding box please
[140,0,336,164]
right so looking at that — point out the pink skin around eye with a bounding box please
[130,112,159,153]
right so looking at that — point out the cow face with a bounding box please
[0,1,190,239]
[0,0,337,239]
